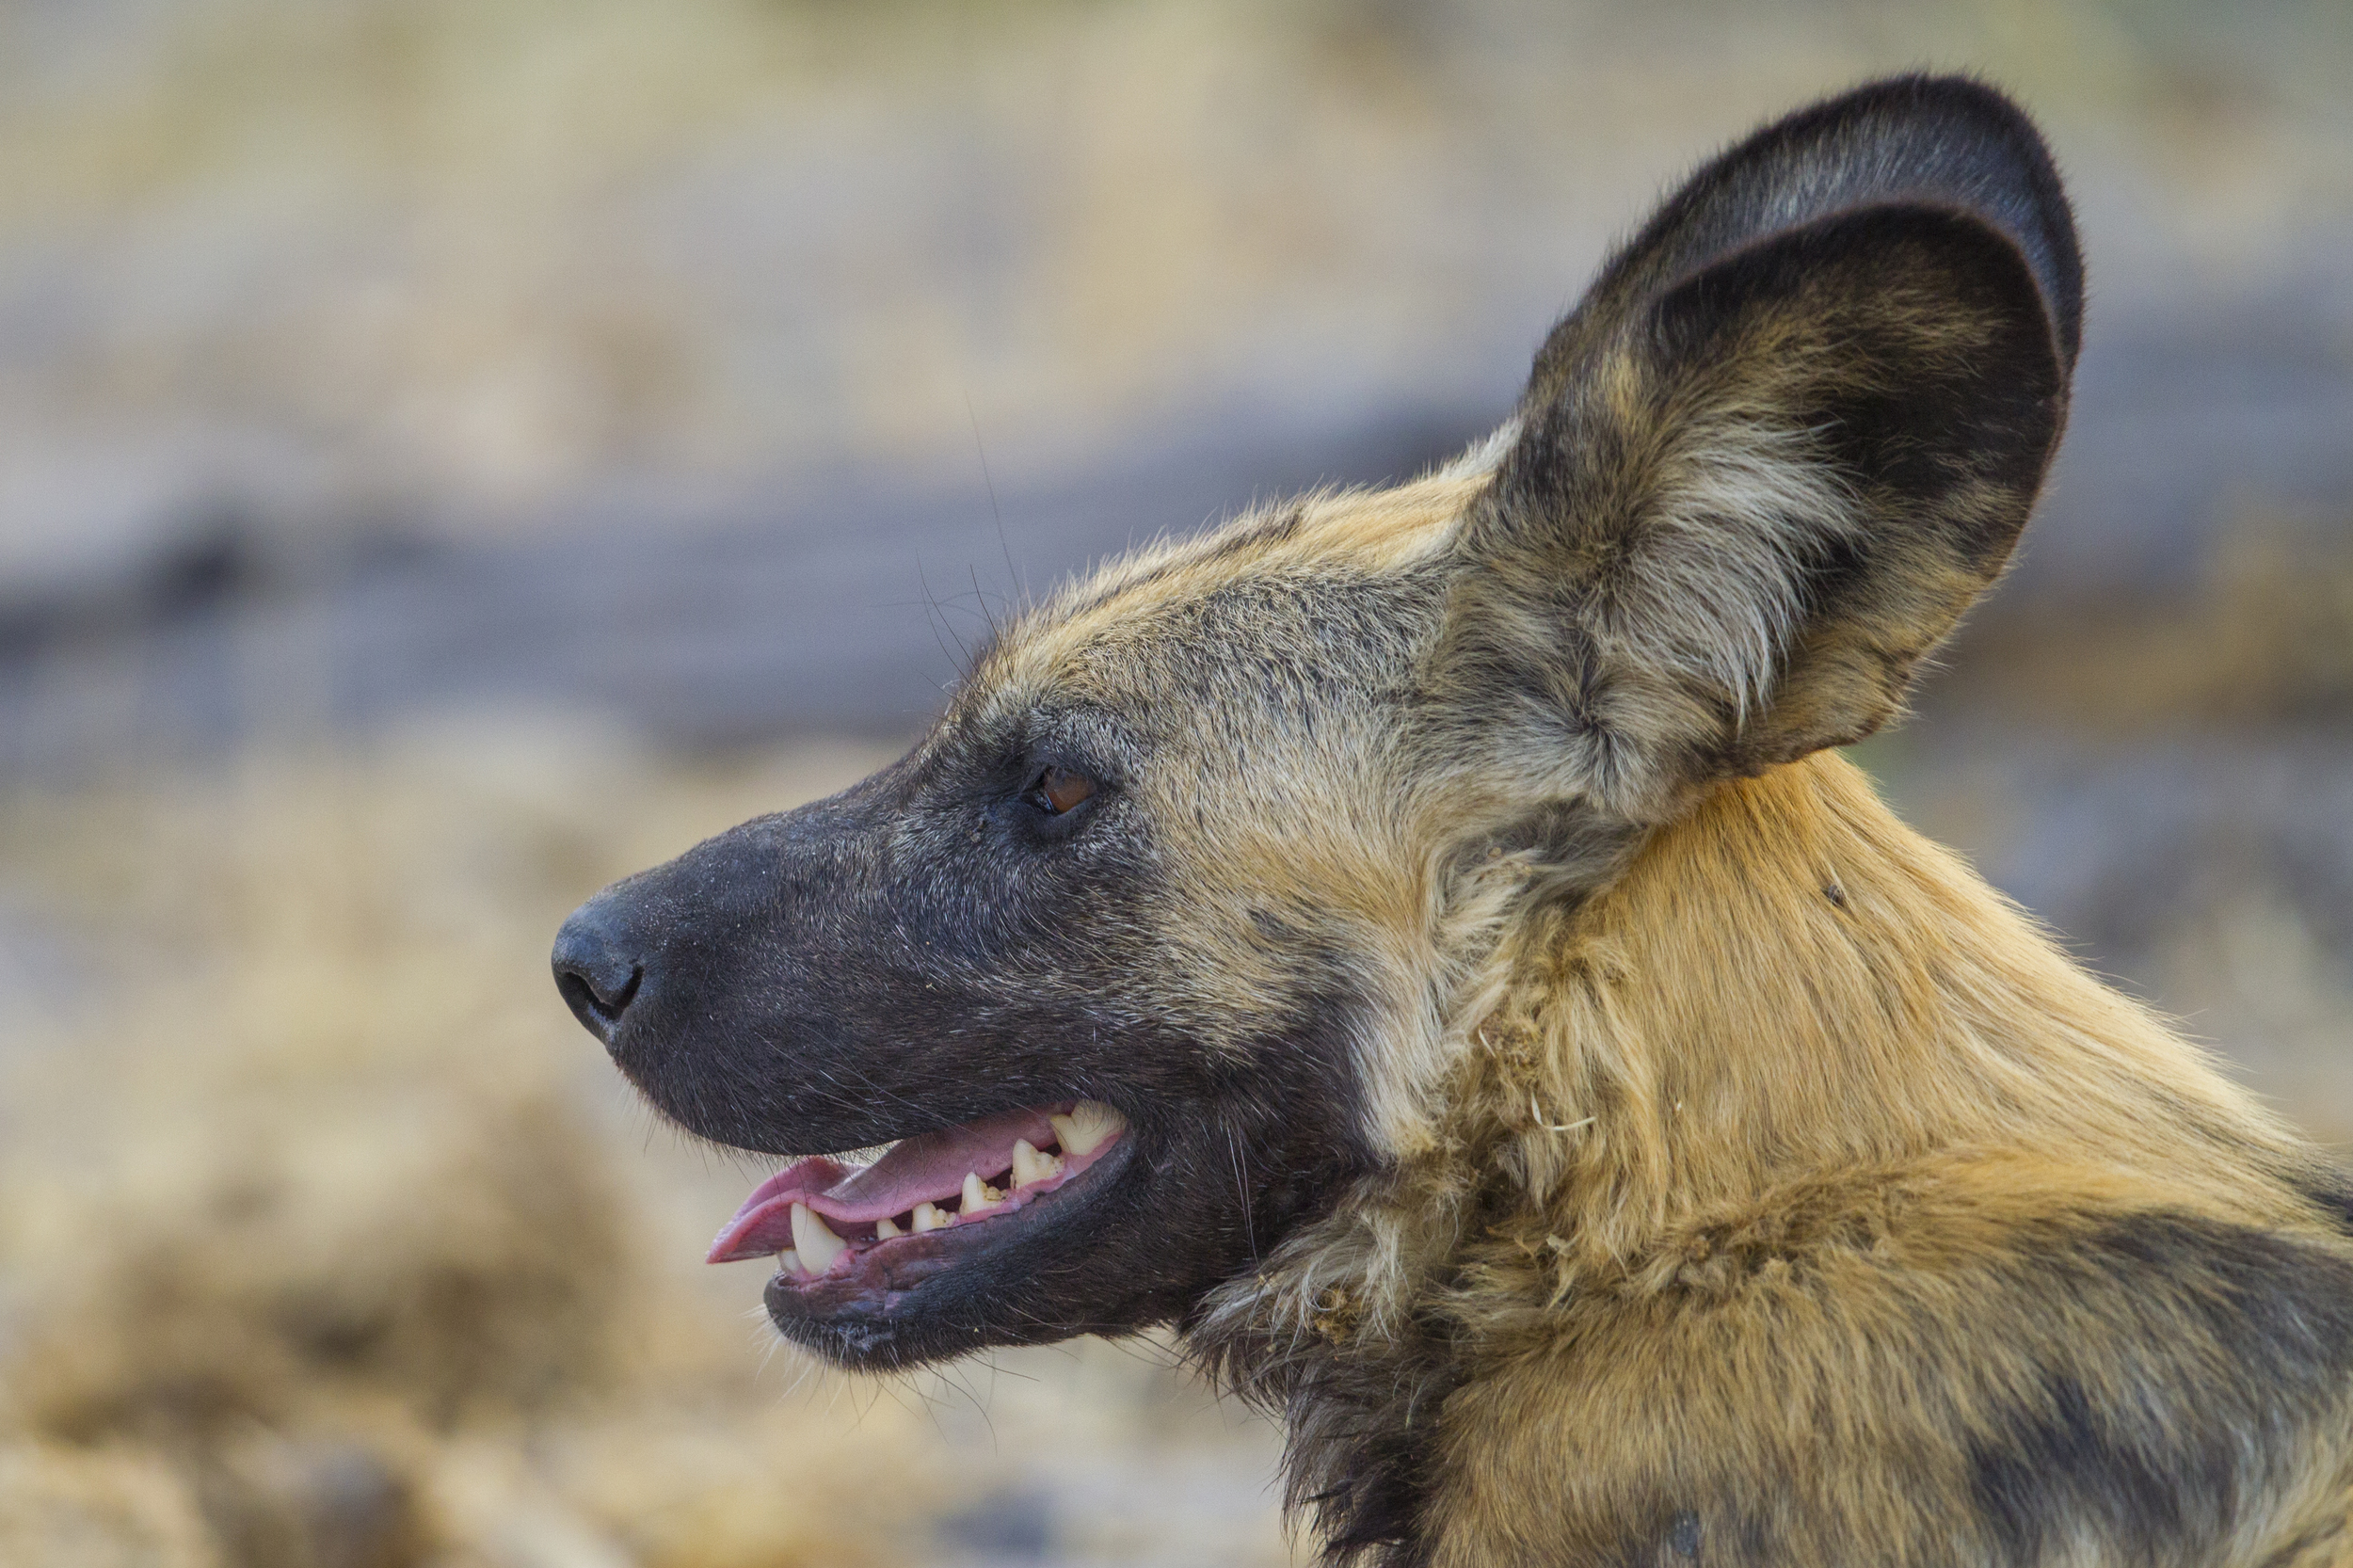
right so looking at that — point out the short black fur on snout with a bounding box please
[554,733,1371,1367]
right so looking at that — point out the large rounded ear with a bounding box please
[1434,76,2080,822]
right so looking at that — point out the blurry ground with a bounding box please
[0,1,2348,1564]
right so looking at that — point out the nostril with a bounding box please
[597,963,640,1016]
[555,962,639,1034]
[552,908,646,1047]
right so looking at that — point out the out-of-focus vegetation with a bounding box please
[1,0,2348,1562]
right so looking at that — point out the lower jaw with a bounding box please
[760,1241,1046,1368]
[764,1281,927,1367]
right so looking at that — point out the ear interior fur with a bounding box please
[1434,76,2080,824]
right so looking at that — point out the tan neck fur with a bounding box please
[1247,752,2312,1352]
[1482,754,2303,1271]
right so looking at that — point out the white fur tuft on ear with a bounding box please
[1599,410,1863,730]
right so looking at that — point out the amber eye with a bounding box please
[1028,765,1096,816]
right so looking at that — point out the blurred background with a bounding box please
[0,1,2348,1563]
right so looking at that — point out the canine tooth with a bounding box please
[1049,1100,1126,1158]
[1011,1138,1064,1189]
[911,1201,948,1233]
[777,1249,800,1274]
[961,1172,1004,1213]
[873,1216,902,1240]
[790,1203,847,1273]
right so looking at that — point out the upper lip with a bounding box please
[707,1100,1129,1270]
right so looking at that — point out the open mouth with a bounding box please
[707,1100,1128,1288]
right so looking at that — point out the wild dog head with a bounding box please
[552,75,2081,1370]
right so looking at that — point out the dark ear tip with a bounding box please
[1801,72,2085,367]
[1833,72,2038,119]
[1524,72,2084,416]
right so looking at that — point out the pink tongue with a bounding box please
[707,1107,1057,1263]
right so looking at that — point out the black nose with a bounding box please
[552,903,643,1046]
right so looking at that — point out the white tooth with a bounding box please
[911,1201,948,1233]
[776,1249,800,1275]
[1049,1100,1126,1158]
[961,1171,1003,1214]
[790,1203,847,1273]
[1011,1138,1064,1189]
[873,1216,902,1240]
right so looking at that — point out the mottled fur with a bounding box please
[558,77,2353,1565]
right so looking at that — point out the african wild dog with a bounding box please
[554,75,2353,1566]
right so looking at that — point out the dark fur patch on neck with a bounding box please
[2302,1171,2353,1236]
[1186,1306,1461,1566]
